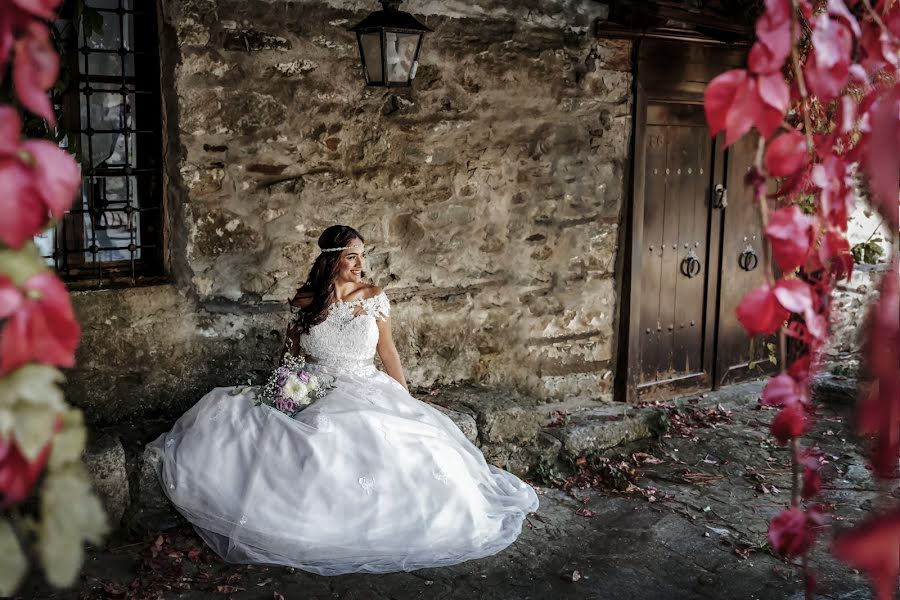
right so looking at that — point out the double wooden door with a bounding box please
[623,39,771,401]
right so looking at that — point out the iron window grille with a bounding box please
[36,0,164,289]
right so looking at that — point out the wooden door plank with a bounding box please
[655,124,683,378]
[638,123,669,384]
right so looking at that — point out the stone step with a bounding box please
[543,405,666,459]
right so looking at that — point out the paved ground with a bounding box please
[18,378,888,600]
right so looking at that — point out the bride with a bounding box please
[147,225,539,575]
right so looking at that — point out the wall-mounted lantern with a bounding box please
[349,0,431,87]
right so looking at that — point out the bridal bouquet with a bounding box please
[255,354,330,417]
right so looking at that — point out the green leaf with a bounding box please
[12,404,57,462]
[0,364,66,410]
[0,519,27,597]
[0,243,47,286]
[48,410,86,470]
[39,465,108,588]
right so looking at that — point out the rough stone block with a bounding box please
[426,384,544,445]
[482,432,563,477]
[83,434,130,529]
[547,406,664,459]
[428,402,478,444]
[137,447,171,511]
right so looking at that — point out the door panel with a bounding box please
[636,103,714,397]
[714,135,775,385]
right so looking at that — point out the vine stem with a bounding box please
[791,0,815,155]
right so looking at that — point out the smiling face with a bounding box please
[335,239,366,284]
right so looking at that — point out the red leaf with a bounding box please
[20,139,80,219]
[705,69,747,138]
[788,354,813,381]
[765,130,808,177]
[768,507,817,556]
[804,14,854,101]
[774,278,828,342]
[858,265,900,478]
[0,106,21,155]
[819,229,853,280]
[0,158,46,249]
[11,0,62,20]
[833,508,900,600]
[765,205,816,272]
[799,451,823,499]
[864,88,899,231]
[0,436,52,504]
[12,21,58,125]
[761,372,809,409]
[737,284,790,336]
[0,272,81,375]
[770,404,810,445]
[859,18,899,74]
[811,155,854,230]
[749,0,793,74]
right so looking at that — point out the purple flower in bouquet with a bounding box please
[256,353,330,416]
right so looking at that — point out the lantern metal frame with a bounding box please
[349,0,432,87]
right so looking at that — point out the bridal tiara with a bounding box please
[320,246,350,253]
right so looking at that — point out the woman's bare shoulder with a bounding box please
[346,284,382,302]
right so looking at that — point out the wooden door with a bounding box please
[621,38,758,402]
[635,103,714,398]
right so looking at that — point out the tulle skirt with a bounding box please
[146,364,539,575]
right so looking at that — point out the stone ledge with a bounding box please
[544,406,665,459]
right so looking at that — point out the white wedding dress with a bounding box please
[147,292,539,575]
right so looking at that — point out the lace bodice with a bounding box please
[298,292,390,374]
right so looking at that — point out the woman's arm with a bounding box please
[376,317,408,391]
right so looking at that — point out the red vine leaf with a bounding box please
[863,88,899,231]
[705,69,788,146]
[0,272,81,375]
[736,284,790,336]
[768,506,822,556]
[857,264,900,479]
[748,0,793,74]
[764,130,808,177]
[833,508,900,600]
[761,372,810,409]
[0,436,52,504]
[765,205,816,272]
[804,11,855,101]
[770,404,810,445]
[11,21,58,125]
[819,229,853,281]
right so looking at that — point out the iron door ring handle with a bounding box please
[739,248,759,272]
[680,254,701,278]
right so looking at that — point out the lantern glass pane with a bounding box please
[359,32,383,84]
[384,32,419,83]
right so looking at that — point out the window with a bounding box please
[36,0,164,288]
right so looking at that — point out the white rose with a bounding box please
[282,375,309,403]
[307,375,318,390]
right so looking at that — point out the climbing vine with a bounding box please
[704,0,898,597]
[0,0,107,594]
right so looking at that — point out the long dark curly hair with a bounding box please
[289,225,366,336]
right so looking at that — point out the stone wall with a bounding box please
[69,0,633,425]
